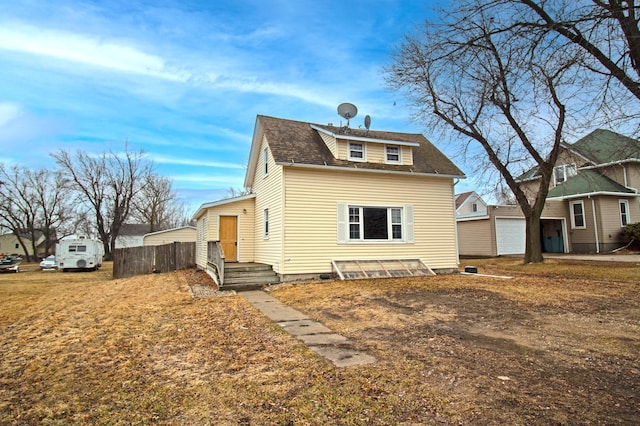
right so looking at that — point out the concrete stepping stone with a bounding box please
[241,290,376,368]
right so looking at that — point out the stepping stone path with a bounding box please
[242,291,376,368]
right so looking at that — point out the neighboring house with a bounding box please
[455,191,488,218]
[458,129,640,256]
[115,224,151,248]
[194,114,465,284]
[0,230,47,258]
[143,226,197,246]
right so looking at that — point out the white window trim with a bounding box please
[263,208,269,239]
[570,200,586,229]
[619,199,630,227]
[340,204,411,243]
[553,164,577,186]
[263,147,269,177]
[385,145,402,164]
[348,142,366,162]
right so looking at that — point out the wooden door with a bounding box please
[219,216,238,262]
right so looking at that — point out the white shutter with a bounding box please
[405,205,415,243]
[337,203,348,243]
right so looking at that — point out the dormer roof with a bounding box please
[245,115,464,187]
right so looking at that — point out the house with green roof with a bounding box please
[457,129,640,256]
[520,129,640,253]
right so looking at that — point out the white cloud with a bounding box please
[150,154,245,169]
[0,102,22,127]
[0,22,190,82]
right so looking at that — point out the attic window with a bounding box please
[553,164,576,186]
[472,203,478,212]
[385,146,400,163]
[349,142,365,161]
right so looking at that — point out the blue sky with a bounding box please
[0,0,472,212]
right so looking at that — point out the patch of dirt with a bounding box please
[183,269,235,298]
[273,269,640,425]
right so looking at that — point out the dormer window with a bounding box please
[385,146,400,163]
[553,164,576,186]
[349,142,365,161]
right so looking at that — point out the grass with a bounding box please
[1,258,639,424]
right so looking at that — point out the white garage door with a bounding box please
[495,218,526,255]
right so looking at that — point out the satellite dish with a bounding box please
[364,115,371,130]
[337,103,358,121]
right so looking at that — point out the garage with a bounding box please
[495,218,526,255]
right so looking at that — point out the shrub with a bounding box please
[623,222,640,241]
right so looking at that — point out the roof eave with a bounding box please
[244,116,264,188]
[579,158,640,170]
[276,161,466,179]
[193,193,256,220]
[547,190,639,200]
[143,226,196,238]
[310,124,421,147]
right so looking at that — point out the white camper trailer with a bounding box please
[57,237,104,272]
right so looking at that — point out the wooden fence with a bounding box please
[113,242,196,279]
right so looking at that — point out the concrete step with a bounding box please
[221,263,279,291]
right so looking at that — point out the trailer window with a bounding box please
[68,245,87,252]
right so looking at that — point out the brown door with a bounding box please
[219,216,238,262]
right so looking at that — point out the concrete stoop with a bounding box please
[241,291,376,368]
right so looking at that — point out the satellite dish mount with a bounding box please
[337,103,358,132]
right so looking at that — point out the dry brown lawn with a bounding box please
[0,258,639,425]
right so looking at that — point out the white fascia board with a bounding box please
[276,161,466,179]
[244,116,263,188]
[547,191,640,201]
[579,158,640,170]
[192,193,256,220]
[310,124,420,147]
[456,215,490,222]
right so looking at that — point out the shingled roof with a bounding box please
[253,115,464,177]
[547,169,637,199]
[517,129,640,182]
[569,129,640,165]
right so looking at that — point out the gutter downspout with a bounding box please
[452,179,461,265]
[591,197,600,253]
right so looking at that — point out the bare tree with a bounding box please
[0,165,71,259]
[512,0,640,103]
[386,2,589,263]
[52,147,152,260]
[0,164,38,259]
[131,173,186,232]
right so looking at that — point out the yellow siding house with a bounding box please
[194,115,465,285]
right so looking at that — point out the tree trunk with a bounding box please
[523,212,543,263]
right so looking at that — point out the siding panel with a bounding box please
[282,167,458,275]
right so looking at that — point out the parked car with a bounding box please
[40,255,57,270]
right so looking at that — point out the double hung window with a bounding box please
[553,164,577,186]
[385,146,400,163]
[571,201,586,229]
[349,143,365,161]
[620,200,630,227]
